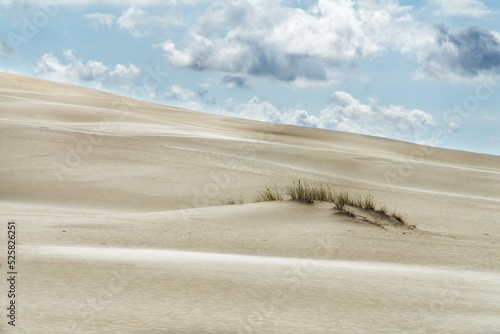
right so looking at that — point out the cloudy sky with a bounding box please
[1,0,499,155]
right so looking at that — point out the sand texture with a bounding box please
[1,72,499,333]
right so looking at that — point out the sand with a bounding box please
[1,71,499,333]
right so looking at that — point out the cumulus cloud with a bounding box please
[117,6,153,38]
[85,1,500,86]
[157,0,426,86]
[218,96,316,125]
[34,50,141,91]
[217,92,437,143]
[433,0,493,18]
[319,92,436,139]
[415,24,500,83]
[166,85,197,100]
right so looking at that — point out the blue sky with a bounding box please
[1,0,499,155]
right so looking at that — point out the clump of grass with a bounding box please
[362,194,376,210]
[311,183,335,202]
[387,209,416,229]
[391,210,405,224]
[219,195,244,205]
[219,198,236,205]
[286,180,308,201]
[286,180,337,203]
[378,204,388,215]
[352,194,376,210]
[250,180,414,229]
[255,184,283,202]
[335,191,350,210]
[353,194,363,208]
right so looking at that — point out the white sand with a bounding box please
[1,72,499,333]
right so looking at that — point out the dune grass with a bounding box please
[362,194,376,210]
[255,184,283,202]
[285,180,310,202]
[335,191,350,210]
[391,210,405,224]
[279,181,407,223]
[285,180,337,203]
[219,198,237,205]
[219,195,244,205]
[220,180,412,228]
[378,204,388,215]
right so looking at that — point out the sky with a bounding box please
[1,0,499,156]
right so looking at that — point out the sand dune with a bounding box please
[1,72,499,333]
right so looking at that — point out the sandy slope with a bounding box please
[1,72,499,333]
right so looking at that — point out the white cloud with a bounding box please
[178,101,202,111]
[156,40,193,67]
[86,6,183,38]
[157,0,428,86]
[492,31,500,44]
[433,0,493,18]
[117,6,151,38]
[84,1,499,86]
[2,0,205,5]
[216,92,437,143]
[218,96,318,126]
[34,50,141,91]
[166,85,196,100]
[318,92,436,140]
[110,63,140,77]
[415,25,500,83]
[85,13,114,31]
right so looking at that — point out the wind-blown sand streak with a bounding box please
[25,245,500,281]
